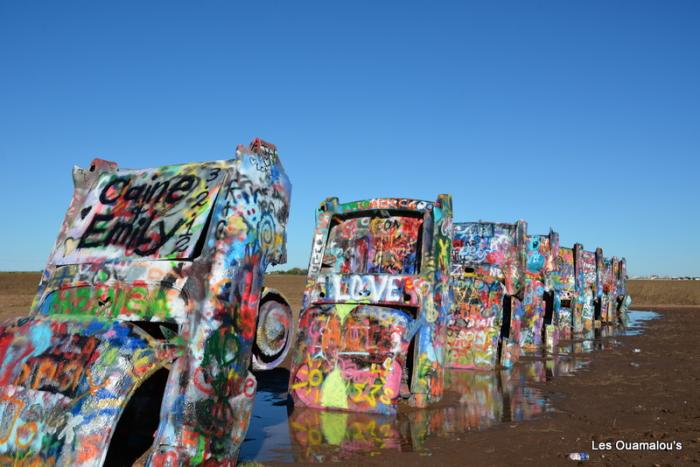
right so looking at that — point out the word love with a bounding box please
[327,275,408,303]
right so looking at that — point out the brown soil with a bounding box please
[2,274,699,465]
[336,307,700,466]
[0,271,41,321]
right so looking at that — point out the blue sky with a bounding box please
[1,1,698,276]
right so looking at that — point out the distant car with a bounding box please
[521,230,559,354]
[552,246,576,340]
[0,139,292,466]
[575,248,601,338]
[599,257,616,324]
[615,257,632,322]
[446,220,527,370]
[289,195,453,413]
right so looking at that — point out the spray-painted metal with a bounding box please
[289,195,453,414]
[552,246,576,340]
[615,257,632,321]
[599,257,616,324]
[575,247,599,337]
[0,139,292,466]
[446,220,527,370]
[521,230,559,354]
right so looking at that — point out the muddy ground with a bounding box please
[1,274,699,465]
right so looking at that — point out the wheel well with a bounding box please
[103,368,169,466]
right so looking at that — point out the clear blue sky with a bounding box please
[1,1,698,276]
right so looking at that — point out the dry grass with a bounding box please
[626,279,700,308]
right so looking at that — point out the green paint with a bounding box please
[320,366,348,409]
[191,433,206,465]
[102,347,119,365]
[334,303,357,325]
[47,285,174,320]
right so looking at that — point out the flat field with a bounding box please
[626,279,700,308]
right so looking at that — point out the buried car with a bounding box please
[0,139,293,466]
[446,220,527,370]
[552,245,577,340]
[574,247,600,337]
[521,230,559,354]
[599,257,616,325]
[289,195,453,414]
[615,257,632,322]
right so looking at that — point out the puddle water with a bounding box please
[239,310,658,464]
[622,310,660,335]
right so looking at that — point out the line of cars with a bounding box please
[0,143,630,465]
[288,195,632,418]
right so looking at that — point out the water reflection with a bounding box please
[239,310,657,463]
[286,363,552,463]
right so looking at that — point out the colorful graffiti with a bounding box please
[576,248,598,336]
[616,258,631,320]
[0,318,166,465]
[447,221,527,370]
[600,258,615,324]
[290,195,453,413]
[446,277,505,370]
[321,215,422,275]
[1,139,292,465]
[521,231,559,354]
[552,246,576,340]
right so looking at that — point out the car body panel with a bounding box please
[575,248,599,336]
[552,246,576,339]
[446,275,505,370]
[615,257,631,322]
[0,316,170,465]
[446,221,527,370]
[521,230,559,354]
[290,196,453,414]
[600,258,615,323]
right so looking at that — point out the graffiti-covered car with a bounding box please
[574,247,601,337]
[446,220,527,370]
[599,257,616,324]
[0,139,292,466]
[615,257,632,322]
[521,230,559,354]
[289,195,453,413]
[552,246,576,340]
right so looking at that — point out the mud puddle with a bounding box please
[239,310,658,464]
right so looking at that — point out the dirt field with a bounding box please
[626,279,700,308]
[1,274,699,465]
